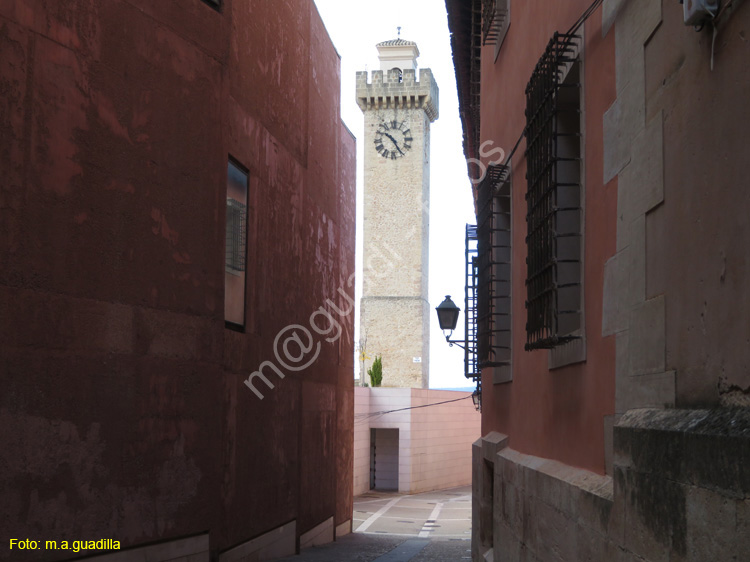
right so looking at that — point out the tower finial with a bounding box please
[397,26,401,38]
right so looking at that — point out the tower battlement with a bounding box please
[356,68,439,122]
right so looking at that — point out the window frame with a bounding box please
[225,158,250,332]
[523,32,585,359]
[477,164,513,383]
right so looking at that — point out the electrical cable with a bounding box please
[354,395,474,424]
[566,0,604,36]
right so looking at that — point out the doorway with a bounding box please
[370,428,399,491]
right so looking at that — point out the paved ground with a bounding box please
[277,486,472,561]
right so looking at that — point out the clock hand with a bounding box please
[383,133,404,155]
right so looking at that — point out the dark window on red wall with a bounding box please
[477,165,512,380]
[225,160,248,329]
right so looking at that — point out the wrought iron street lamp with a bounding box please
[471,389,481,409]
[435,295,466,349]
[436,294,481,411]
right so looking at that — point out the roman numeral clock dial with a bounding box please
[373,120,413,160]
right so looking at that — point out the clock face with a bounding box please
[374,120,413,160]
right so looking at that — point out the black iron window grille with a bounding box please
[481,0,510,48]
[466,224,482,404]
[225,198,247,273]
[477,164,512,373]
[524,32,583,351]
[465,224,480,381]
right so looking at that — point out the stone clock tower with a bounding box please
[356,38,439,388]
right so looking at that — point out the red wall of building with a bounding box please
[478,2,617,475]
[0,0,354,558]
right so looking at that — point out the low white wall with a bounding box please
[352,387,480,495]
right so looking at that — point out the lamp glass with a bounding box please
[435,295,460,331]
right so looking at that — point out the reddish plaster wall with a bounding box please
[0,0,354,559]
[478,3,617,474]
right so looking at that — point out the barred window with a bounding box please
[524,33,583,351]
[225,198,247,273]
[465,225,479,382]
[477,164,512,381]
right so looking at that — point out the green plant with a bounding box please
[367,355,383,387]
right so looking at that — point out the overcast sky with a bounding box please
[314,0,477,389]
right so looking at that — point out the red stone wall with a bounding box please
[0,0,354,558]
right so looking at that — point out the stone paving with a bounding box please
[277,486,472,561]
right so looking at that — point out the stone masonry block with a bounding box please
[534,464,580,517]
[616,330,630,380]
[501,481,526,541]
[628,295,665,376]
[576,482,618,545]
[500,451,521,489]
[602,249,628,336]
[627,215,646,307]
[683,429,749,499]
[738,499,750,547]
[614,410,684,481]
[618,467,678,562]
[620,112,664,219]
[482,431,509,461]
[605,67,646,187]
[686,486,738,562]
[615,370,675,414]
[495,522,523,562]
[618,0,664,46]
[602,0,626,38]
[603,414,617,477]
[472,438,482,562]
[617,408,750,495]
[360,297,427,388]
[529,497,575,562]
[615,22,645,97]
[575,522,615,562]
[617,128,661,255]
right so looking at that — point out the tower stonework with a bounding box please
[357,39,439,388]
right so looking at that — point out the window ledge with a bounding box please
[492,364,512,384]
[548,331,586,370]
